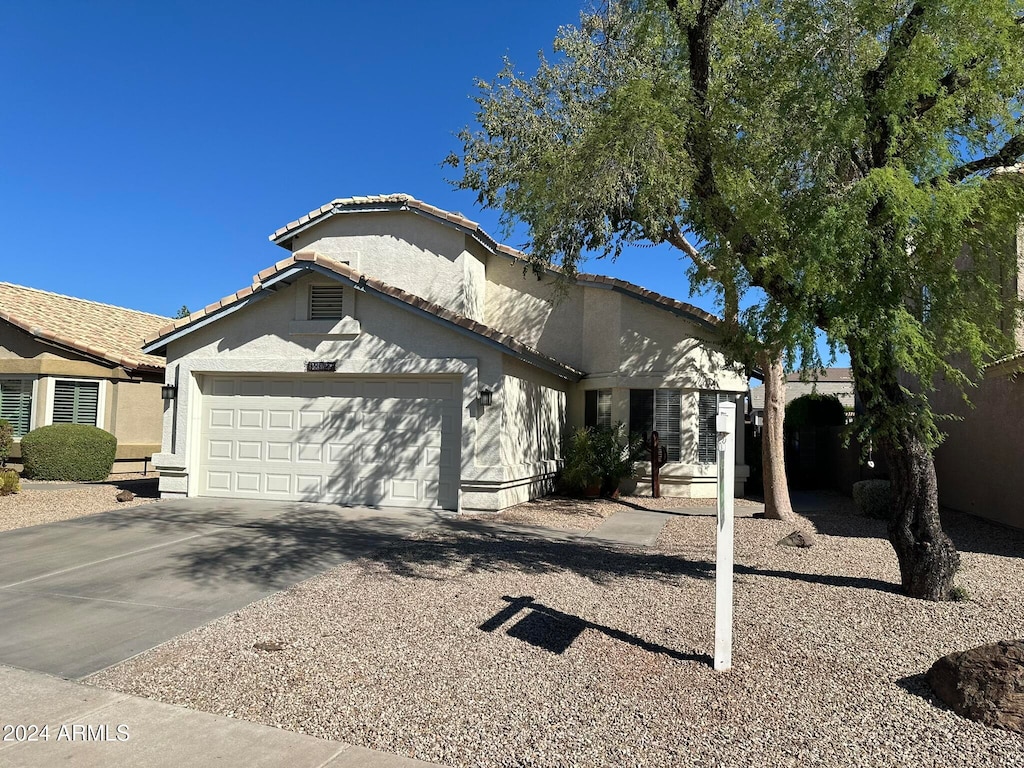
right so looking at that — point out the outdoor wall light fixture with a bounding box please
[479,387,493,408]
[161,385,178,401]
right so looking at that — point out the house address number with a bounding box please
[306,361,337,372]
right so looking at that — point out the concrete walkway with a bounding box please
[0,664,438,767]
[583,508,669,546]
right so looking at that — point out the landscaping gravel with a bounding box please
[0,477,159,532]
[88,495,1024,768]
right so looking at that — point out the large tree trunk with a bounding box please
[849,345,960,601]
[758,351,795,521]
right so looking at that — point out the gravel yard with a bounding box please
[0,475,159,532]
[88,494,1024,768]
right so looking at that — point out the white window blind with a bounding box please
[585,389,613,429]
[698,392,725,464]
[0,379,33,437]
[309,285,344,319]
[53,380,100,426]
[654,389,681,462]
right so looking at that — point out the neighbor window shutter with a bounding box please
[0,379,33,437]
[53,381,100,426]
[654,389,681,462]
[309,285,344,319]
[697,392,721,464]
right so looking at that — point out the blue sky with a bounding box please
[1,2,844,366]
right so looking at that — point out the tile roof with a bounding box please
[0,283,168,371]
[143,252,585,380]
[269,194,721,330]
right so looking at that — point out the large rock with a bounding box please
[927,639,1024,733]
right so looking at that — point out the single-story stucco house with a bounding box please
[143,194,749,512]
[0,283,169,472]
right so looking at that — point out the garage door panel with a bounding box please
[209,409,234,428]
[266,442,292,461]
[238,410,264,429]
[265,474,292,494]
[198,376,461,510]
[296,443,323,462]
[267,410,294,429]
[237,441,262,460]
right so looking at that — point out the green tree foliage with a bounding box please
[450,0,1024,599]
[174,305,191,319]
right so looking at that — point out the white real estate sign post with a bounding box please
[714,401,736,671]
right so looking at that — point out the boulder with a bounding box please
[115,489,135,502]
[777,530,812,548]
[927,639,1024,733]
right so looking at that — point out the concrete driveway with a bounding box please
[0,499,442,679]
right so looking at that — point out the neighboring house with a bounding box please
[748,367,856,427]
[143,194,749,512]
[0,283,169,472]
[930,223,1024,530]
[932,352,1024,530]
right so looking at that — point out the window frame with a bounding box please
[45,377,105,429]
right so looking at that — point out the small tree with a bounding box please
[450,1,1024,599]
[174,305,190,319]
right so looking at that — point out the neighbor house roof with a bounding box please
[269,194,720,331]
[749,367,856,410]
[142,251,585,381]
[0,283,168,372]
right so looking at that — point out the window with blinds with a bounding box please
[629,389,680,462]
[584,389,612,429]
[0,379,33,437]
[309,285,345,319]
[697,392,725,464]
[52,380,100,426]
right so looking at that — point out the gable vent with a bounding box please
[309,285,344,320]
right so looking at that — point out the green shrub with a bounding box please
[561,426,601,495]
[0,419,12,465]
[853,479,891,519]
[21,424,117,481]
[0,469,19,495]
[561,423,645,497]
[949,585,970,602]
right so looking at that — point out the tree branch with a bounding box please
[946,133,1024,183]
[863,3,928,166]
[911,58,980,118]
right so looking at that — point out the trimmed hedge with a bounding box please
[853,479,892,519]
[21,424,117,481]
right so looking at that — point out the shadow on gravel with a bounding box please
[77,499,907,596]
[894,672,952,714]
[480,595,714,664]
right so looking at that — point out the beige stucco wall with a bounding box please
[932,359,1024,529]
[154,271,560,511]
[284,211,488,323]
[497,356,567,508]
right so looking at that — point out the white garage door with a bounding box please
[197,375,461,510]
